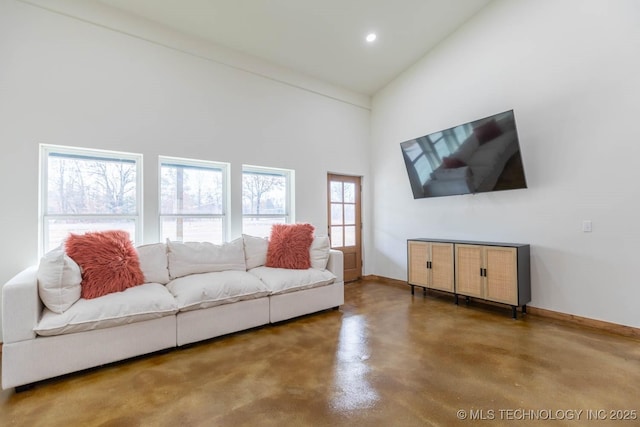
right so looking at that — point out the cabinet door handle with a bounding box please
[480,268,483,277]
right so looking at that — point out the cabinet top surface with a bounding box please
[408,238,529,248]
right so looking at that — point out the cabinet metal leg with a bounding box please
[512,306,517,319]
[410,285,414,295]
[465,296,470,305]
[423,287,427,296]
[522,305,527,314]
[454,294,459,305]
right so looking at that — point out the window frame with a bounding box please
[158,156,230,243]
[39,144,143,255]
[242,165,294,236]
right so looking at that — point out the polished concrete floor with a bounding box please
[1,279,639,426]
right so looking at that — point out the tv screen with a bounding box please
[400,110,527,199]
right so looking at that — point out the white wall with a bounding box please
[371,0,640,328]
[0,0,371,339]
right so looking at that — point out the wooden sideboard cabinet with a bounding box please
[408,239,530,318]
[407,240,454,294]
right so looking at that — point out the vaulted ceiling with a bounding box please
[93,0,492,95]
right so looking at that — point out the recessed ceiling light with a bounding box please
[366,33,377,43]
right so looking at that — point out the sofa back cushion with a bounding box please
[310,236,331,270]
[37,246,82,313]
[244,233,330,271]
[136,243,170,284]
[243,234,269,269]
[167,238,246,279]
[65,230,145,299]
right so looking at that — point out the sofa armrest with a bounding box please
[2,266,40,343]
[326,250,344,282]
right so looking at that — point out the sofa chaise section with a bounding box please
[1,267,176,390]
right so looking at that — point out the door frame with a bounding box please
[327,173,362,282]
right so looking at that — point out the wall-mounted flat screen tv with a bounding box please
[400,110,527,199]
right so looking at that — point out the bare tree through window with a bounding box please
[242,167,291,238]
[159,158,228,243]
[42,147,141,253]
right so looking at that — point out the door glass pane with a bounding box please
[330,181,343,202]
[344,182,355,203]
[344,204,355,225]
[331,203,343,225]
[344,225,356,246]
[331,226,343,248]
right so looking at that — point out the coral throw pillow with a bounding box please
[65,230,145,299]
[266,223,315,269]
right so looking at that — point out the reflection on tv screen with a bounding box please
[400,110,527,199]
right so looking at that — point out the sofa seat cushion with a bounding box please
[166,270,270,312]
[35,283,178,337]
[248,266,336,295]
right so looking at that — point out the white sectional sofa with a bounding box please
[1,235,344,391]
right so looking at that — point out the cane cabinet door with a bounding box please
[408,241,453,292]
[484,246,518,305]
[455,244,484,298]
[408,241,429,287]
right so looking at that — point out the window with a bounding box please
[40,145,142,254]
[242,165,294,238]
[160,157,229,244]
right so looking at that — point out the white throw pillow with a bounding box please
[136,243,170,284]
[310,236,330,270]
[167,238,246,279]
[243,234,269,269]
[37,246,82,314]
